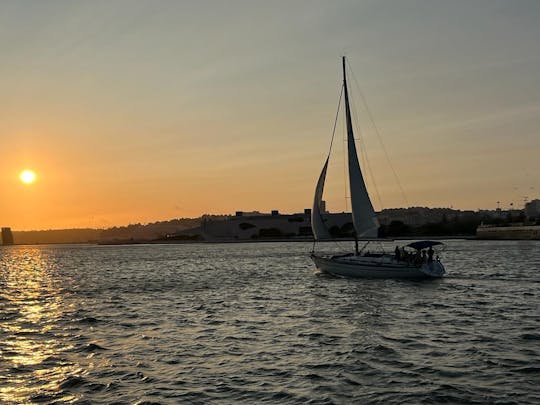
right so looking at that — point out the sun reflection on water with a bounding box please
[0,247,78,403]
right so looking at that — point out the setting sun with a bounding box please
[19,169,37,184]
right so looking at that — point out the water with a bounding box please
[1,240,539,404]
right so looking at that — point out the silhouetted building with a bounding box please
[1,227,14,245]
[525,199,540,221]
[320,200,327,213]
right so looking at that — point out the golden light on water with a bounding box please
[0,247,77,403]
[19,169,37,184]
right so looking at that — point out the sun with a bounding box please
[19,169,37,184]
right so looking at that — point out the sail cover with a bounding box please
[311,156,332,240]
[342,57,379,238]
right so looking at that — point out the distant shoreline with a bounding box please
[2,235,478,247]
[7,235,540,247]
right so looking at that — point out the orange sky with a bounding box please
[1,1,539,231]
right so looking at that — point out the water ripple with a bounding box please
[1,241,539,403]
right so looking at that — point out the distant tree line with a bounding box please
[379,211,531,238]
[324,211,533,238]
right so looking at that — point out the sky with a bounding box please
[1,0,539,230]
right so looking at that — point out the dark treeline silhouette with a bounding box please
[13,218,202,245]
[327,210,533,239]
[380,211,531,238]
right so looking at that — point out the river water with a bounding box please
[0,240,539,404]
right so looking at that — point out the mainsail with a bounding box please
[342,57,379,238]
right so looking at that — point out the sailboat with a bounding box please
[310,57,446,279]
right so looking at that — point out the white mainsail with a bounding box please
[342,57,379,238]
[311,156,332,240]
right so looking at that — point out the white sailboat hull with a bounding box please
[311,254,445,279]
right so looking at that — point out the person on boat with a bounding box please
[414,249,422,265]
[421,250,427,263]
[428,246,434,262]
[394,246,401,261]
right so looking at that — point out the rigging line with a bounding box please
[342,112,349,212]
[347,61,410,207]
[346,72,384,210]
[327,84,344,157]
[351,95,383,209]
[316,85,345,252]
[333,85,348,213]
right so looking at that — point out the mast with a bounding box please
[342,56,353,148]
[343,56,358,253]
[342,56,379,239]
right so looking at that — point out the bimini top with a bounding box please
[406,240,444,250]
